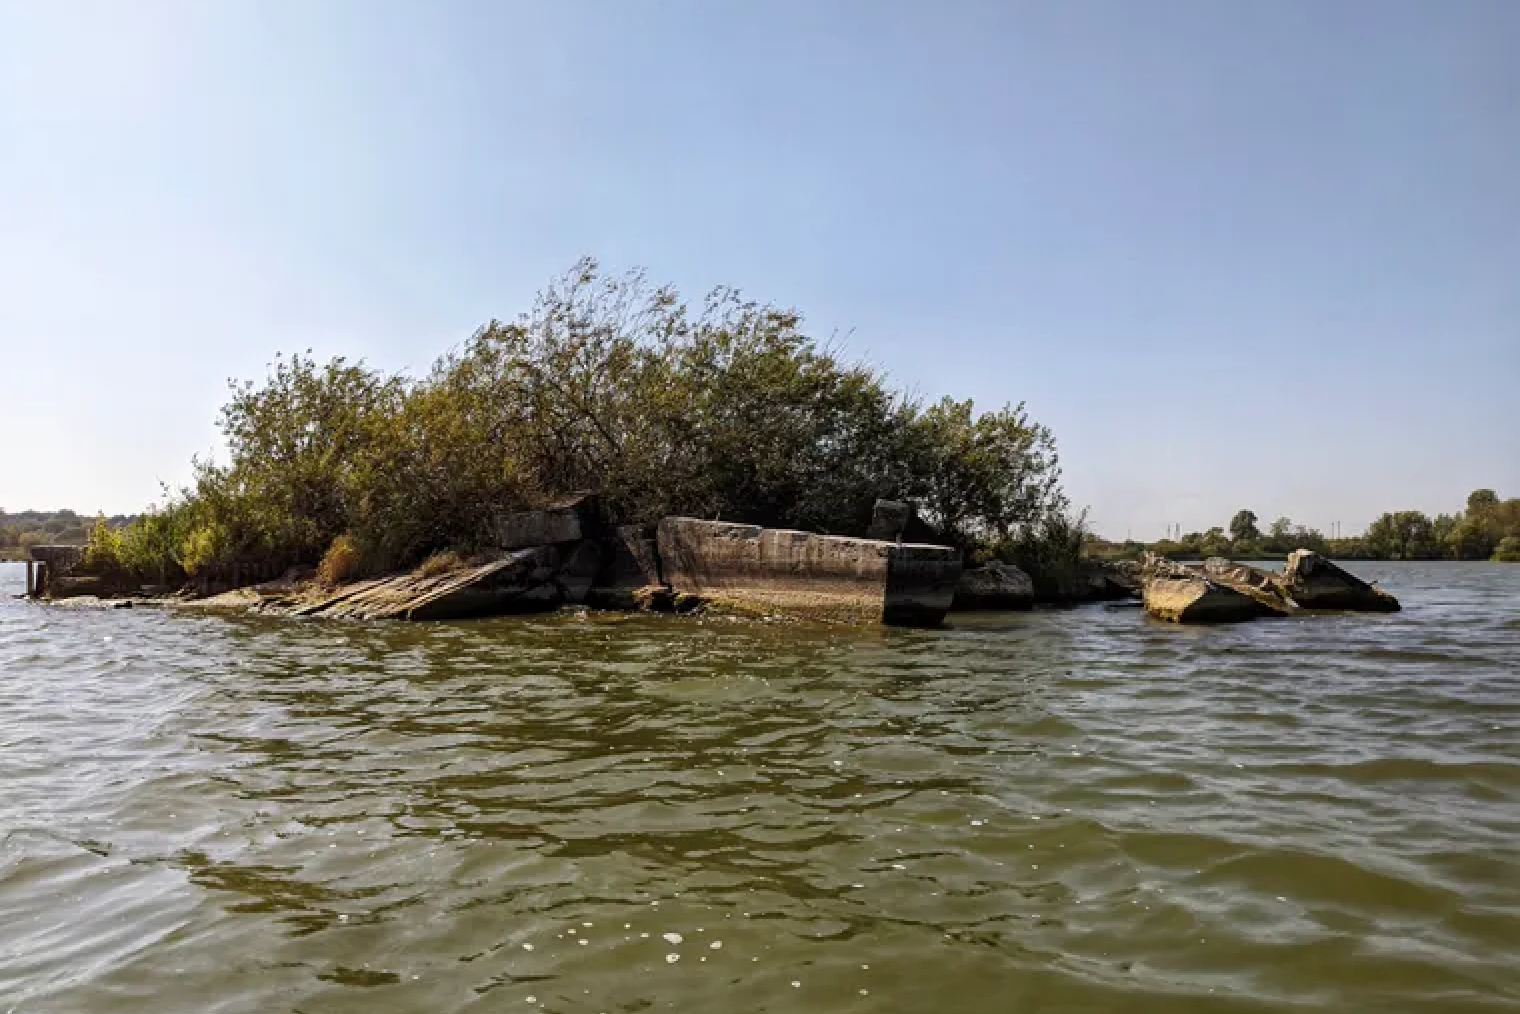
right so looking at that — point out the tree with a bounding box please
[1445,516,1495,561]
[1467,489,1500,514]
[909,397,1065,554]
[1364,510,1439,560]
[92,258,1085,587]
[1200,527,1230,558]
[1229,509,1260,543]
[1493,536,1520,562]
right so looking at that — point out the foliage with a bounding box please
[92,258,1085,590]
[1364,511,1439,560]
[316,534,362,587]
[1228,509,1260,544]
[0,509,107,556]
[998,509,1089,600]
[418,550,468,578]
[908,398,1066,555]
[83,515,124,573]
[1103,489,1520,563]
[1493,536,1520,563]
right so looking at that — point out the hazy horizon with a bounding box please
[3,0,1516,539]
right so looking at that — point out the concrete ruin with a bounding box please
[24,544,87,598]
[656,517,962,626]
[494,492,601,549]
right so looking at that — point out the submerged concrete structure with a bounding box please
[1143,574,1282,623]
[190,545,593,621]
[953,561,1035,611]
[656,517,962,627]
[25,545,87,598]
[1280,550,1400,612]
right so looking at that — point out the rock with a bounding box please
[864,499,943,544]
[952,561,1035,611]
[1200,557,1296,615]
[1143,573,1279,624]
[656,518,962,627]
[494,492,601,549]
[1139,551,1192,581]
[1280,549,1400,612]
[1138,553,1290,619]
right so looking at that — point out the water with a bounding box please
[1,561,1518,1013]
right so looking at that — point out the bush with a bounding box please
[126,258,1082,583]
[417,550,467,577]
[317,534,362,586]
[82,515,123,575]
[999,509,1089,600]
[1493,536,1520,563]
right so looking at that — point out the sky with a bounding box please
[2,0,1515,539]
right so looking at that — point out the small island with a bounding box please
[11,262,1517,626]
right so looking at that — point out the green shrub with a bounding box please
[82,515,123,574]
[998,510,1090,601]
[317,534,362,586]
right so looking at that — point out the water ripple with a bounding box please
[1,561,1518,1012]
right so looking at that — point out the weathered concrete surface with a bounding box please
[494,492,601,549]
[45,575,110,599]
[1143,574,1278,623]
[952,561,1035,611]
[28,544,88,598]
[1201,557,1297,615]
[585,527,666,611]
[1280,549,1400,612]
[187,547,590,621]
[555,540,603,605]
[656,517,961,627]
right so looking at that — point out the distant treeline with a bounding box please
[1090,491,1520,563]
[0,510,136,560]
[78,259,1085,592]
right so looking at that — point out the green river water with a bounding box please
[1,560,1517,1013]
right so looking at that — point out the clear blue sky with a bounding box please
[3,0,1515,539]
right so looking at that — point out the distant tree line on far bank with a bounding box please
[1088,490,1520,563]
[0,510,137,560]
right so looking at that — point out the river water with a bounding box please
[1,561,1517,1013]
